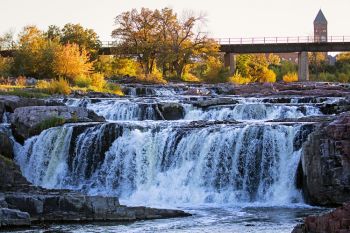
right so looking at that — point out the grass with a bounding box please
[0,85,50,98]
[33,116,66,133]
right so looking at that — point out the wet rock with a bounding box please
[292,202,350,233]
[0,155,29,191]
[10,106,105,142]
[0,95,63,115]
[157,103,185,120]
[0,131,13,159]
[301,112,350,206]
[193,98,239,108]
[0,208,30,228]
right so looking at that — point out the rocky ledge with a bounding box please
[292,202,350,233]
[298,112,350,206]
[10,106,105,142]
[0,155,190,229]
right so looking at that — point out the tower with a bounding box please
[314,10,328,42]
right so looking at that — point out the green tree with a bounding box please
[12,26,46,77]
[113,8,160,76]
[61,23,101,59]
[236,54,277,83]
[45,25,62,41]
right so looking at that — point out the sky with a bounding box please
[1,0,349,42]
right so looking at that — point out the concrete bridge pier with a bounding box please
[298,51,309,81]
[224,53,236,75]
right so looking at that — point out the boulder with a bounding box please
[157,103,185,120]
[193,98,239,108]
[0,208,30,228]
[292,202,350,233]
[10,106,105,142]
[300,112,350,206]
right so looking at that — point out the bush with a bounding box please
[15,76,27,86]
[74,74,92,88]
[104,83,124,95]
[229,72,252,84]
[283,72,298,83]
[43,78,71,95]
[90,73,106,90]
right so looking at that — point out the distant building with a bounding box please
[271,9,329,64]
[314,9,328,42]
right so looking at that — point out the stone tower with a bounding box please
[314,9,328,42]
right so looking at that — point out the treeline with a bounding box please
[0,7,350,85]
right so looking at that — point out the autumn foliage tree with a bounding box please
[11,25,93,80]
[112,7,219,80]
[53,43,92,79]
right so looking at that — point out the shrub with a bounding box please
[74,74,92,88]
[45,78,71,95]
[283,72,298,83]
[36,80,50,89]
[15,76,27,86]
[104,83,124,95]
[229,72,252,84]
[90,73,106,90]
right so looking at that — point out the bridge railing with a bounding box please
[99,36,350,47]
[215,36,350,45]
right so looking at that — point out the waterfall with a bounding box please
[65,98,323,121]
[184,104,321,121]
[15,122,305,206]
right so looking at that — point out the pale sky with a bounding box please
[1,0,349,41]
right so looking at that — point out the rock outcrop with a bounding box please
[10,106,105,142]
[0,130,13,159]
[292,202,350,233]
[0,154,190,229]
[0,155,29,190]
[300,112,350,206]
[0,95,63,120]
[0,208,30,228]
[157,103,185,120]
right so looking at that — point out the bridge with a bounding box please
[2,36,350,81]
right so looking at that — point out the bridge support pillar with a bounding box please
[224,53,236,75]
[298,51,309,81]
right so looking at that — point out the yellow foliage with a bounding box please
[15,76,27,86]
[53,43,92,80]
[283,72,298,83]
[35,80,50,89]
[90,73,106,91]
[259,68,276,83]
[138,68,166,84]
[229,72,252,84]
[39,78,71,95]
[0,57,13,77]
[74,74,92,88]
[182,72,200,82]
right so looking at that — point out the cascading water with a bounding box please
[16,121,304,206]
[14,88,336,232]
[64,97,326,121]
